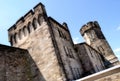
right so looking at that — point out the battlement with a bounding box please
[80,21,101,36]
[8,2,47,46]
[8,2,45,31]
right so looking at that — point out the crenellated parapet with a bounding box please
[8,3,47,46]
[33,2,47,16]
[80,21,100,36]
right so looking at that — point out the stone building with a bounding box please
[0,2,119,81]
[8,3,83,81]
[75,43,105,76]
[80,21,119,67]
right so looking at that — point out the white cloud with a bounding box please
[73,37,80,44]
[114,48,120,53]
[117,26,120,31]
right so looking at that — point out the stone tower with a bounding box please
[8,3,83,81]
[80,21,119,67]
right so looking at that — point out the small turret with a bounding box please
[80,21,105,45]
[80,21,101,36]
[80,21,119,67]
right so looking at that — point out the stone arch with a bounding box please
[28,22,34,33]
[38,14,45,25]
[23,26,28,36]
[14,33,19,43]
[19,29,23,40]
[10,35,14,45]
[32,18,39,29]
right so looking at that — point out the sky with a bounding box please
[0,0,120,60]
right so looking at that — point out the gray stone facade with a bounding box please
[80,21,119,67]
[0,44,46,81]
[75,43,105,76]
[0,2,119,81]
[8,3,83,81]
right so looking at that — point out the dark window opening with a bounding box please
[32,18,38,29]
[58,29,67,40]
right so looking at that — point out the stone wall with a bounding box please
[0,44,45,81]
[75,43,105,77]
[80,21,119,66]
[49,17,83,80]
[96,72,120,81]
[8,3,65,81]
[91,39,119,66]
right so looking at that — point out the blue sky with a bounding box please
[0,0,120,60]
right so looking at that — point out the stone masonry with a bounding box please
[0,44,46,81]
[8,3,83,81]
[80,21,119,67]
[75,43,105,76]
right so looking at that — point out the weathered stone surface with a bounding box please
[49,18,84,80]
[8,3,65,81]
[0,44,45,81]
[75,43,105,77]
[7,2,85,80]
[80,21,119,66]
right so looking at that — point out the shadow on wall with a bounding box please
[81,54,112,78]
[0,44,46,81]
[74,43,112,78]
[81,54,112,77]
[99,54,113,69]
[25,50,46,81]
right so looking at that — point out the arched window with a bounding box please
[32,18,39,29]
[19,29,23,40]
[23,26,28,36]
[38,14,45,25]
[14,33,19,43]
[28,22,34,33]
[10,35,13,45]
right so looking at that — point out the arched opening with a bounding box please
[19,29,23,40]
[28,22,34,33]
[32,18,39,29]
[38,14,45,25]
[14,33,19,43]
[10,35,13,45]
[23,26,28,36]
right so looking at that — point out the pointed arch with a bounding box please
[19,29,23,40]
[28,22,34,33]
[23,26,28,36]
[14,33,19,43]
[32,18,39,29]
[10,35,14,45]
[38,14,45,25]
